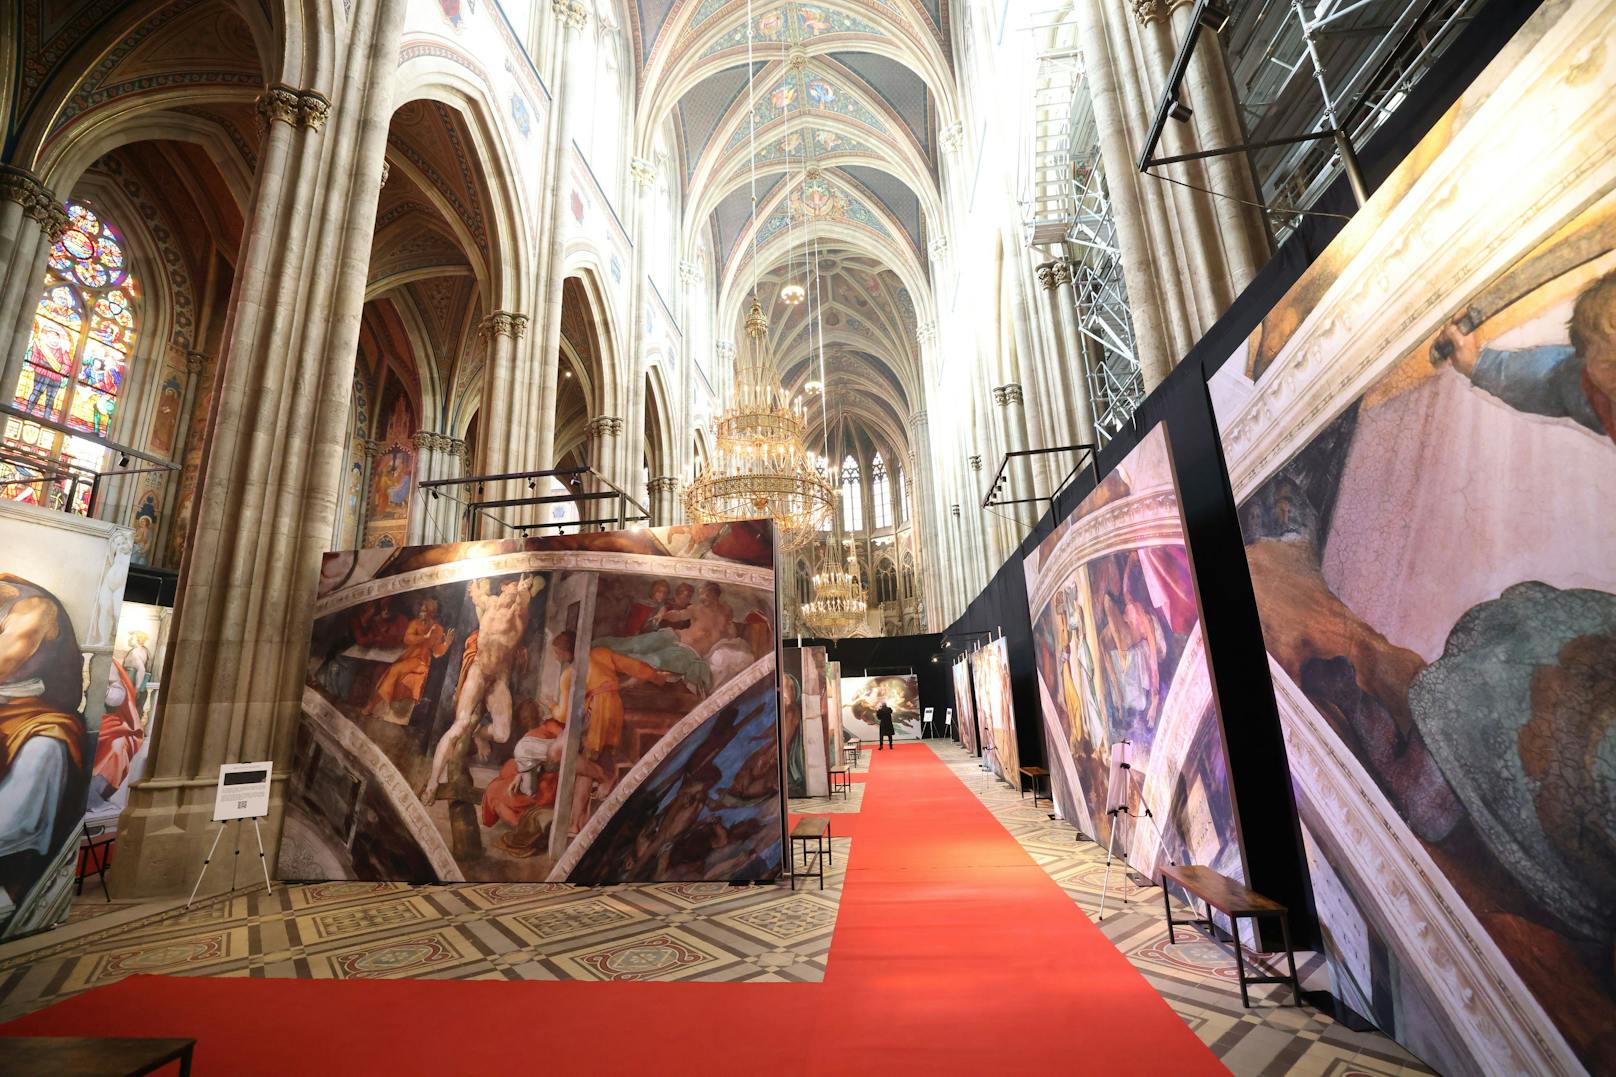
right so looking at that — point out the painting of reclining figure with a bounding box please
[282,522,783,885]
[1208,8,1616,1070]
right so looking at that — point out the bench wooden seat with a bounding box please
[1160,864,1300,1008]
[789,816,832,890]
[843,740,861,768]
[0,1036,196,1076]
[1019,766,1051,806]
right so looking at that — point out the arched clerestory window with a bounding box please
[840,454,862,532]
[870,452,891,528]
[6,200,139,515]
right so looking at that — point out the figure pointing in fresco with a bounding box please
[0,575,89,920]
[1438,268,1616,441]
[364,598,454,725]
[421,575,542,804]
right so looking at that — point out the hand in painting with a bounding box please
[1434,320,1482,376]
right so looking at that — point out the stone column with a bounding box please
[409,431,465,545]
[993,384,1038,531]
[0,166,68,396]
[113,0,407,900]
[675,259,701,494]
[647,475,678,527]
[1043,260,1098,443]
[908,410,945,627]
[474,311,527,534]
[585,415,622,527]
[533,0,589,473]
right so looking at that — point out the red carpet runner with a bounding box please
[2,744,1222,1075]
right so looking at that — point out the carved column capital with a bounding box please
[481,311,530,339]
[555,0,588,30]
[379,158,391,188]
[994,383,1024,407]
[362,438,386,459]
[629,156,658,188]
[1051,259,1075,288]
[647,475,679,496]
[915,322,937,346]
[185,350,211,376]
[256,84,301,127]
[678,260,701,287]
[715,340,737,365]
[928,235,949,260]
[950,504,961,519]
[412,430,463,454]
[940,122,965,154]
[969,455,982,472]
[587,415,623,438]
[1036,262,1060,291]
[298,90,332,130]
[1132,0,1165,23]
[0,165,66,240]
[909,410,928,427]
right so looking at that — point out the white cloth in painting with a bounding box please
[0,738,71,858]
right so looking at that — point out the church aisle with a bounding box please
[0,743,1220,1075]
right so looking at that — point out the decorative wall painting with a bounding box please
[1020,425,1243,917]
[282,522,784,885]
[1206,8,1616,1071]
[840,674,919,742]
[0,501,130,939]
[951,655,977,755]
[824,660,842,754]
[782,646,830,798]
[968,638,1019,786]
[84,601,170,828]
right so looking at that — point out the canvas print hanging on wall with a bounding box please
[1021,425,1243,905]
[951,656,978,755]
[1207,8,1616,1071]
[840,674,919,741]
[84,601,170,829]
[283,522,784,885]
[968,639,1019,786]
[0,501,130,940]
[782,646,830,798]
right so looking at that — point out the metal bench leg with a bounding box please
[1233,915,1251,1008]
[1281,913,1301,1005]
[1162,880,1175,944]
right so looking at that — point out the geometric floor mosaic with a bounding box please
[0,855,848,1024]
[929,742,1438,1076]
[2,741,1437,1075]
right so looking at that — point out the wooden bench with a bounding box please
[0,1036,196,1076]
[843,739,861,768]
[1019,766,1050,807]
[789,816,832,890]
[1160,864,1301,1008]
[828,766,852,800]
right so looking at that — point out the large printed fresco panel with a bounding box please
[1020,426,1244,911]
[951,656,977,755]
[1206,6,1616,1071]
[0,501,130,939]
[969,639,1019,787]
[840,674,919,741]
[283,522,784,886]
[782,646,830,797]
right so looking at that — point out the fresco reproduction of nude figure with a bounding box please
[1207,29,1616,1066]
[282,522,784,885]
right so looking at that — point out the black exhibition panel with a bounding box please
[124,564,179,607]
[942,0,1544,954]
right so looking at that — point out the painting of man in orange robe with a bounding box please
[364,598,454,724]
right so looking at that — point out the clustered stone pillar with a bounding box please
[1037,260,1098,443]
[409,431,466,544]
[647,475,678,527]
[0,166,68,391]
[1072,0,1270,390]
[113,0,408,900]
[585,415,623,525]
[992,384,1038,530]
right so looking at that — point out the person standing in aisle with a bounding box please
[876,699,895,750]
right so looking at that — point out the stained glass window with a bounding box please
[870,452,891,529]
[5,199,138,514]
[840,454,862,532]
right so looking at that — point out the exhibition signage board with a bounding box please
[283,522,783,885]
[213,762,273,821]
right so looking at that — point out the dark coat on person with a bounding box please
[876,704,895,736]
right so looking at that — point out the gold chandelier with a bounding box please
[800,538,867,638]
[683,297,834,549]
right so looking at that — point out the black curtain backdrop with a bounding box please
[942,0,1541,950]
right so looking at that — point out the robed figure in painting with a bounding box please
[0,575,89,916]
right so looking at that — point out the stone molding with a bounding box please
[0,164,68,241]
[411,431,464,455]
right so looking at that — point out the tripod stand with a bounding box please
[1096,741,1167,921]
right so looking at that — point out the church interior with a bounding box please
[0,0,1612,1073]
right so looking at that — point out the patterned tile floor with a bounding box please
[3,744,1433,1075]
[929,742,1437,1076]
